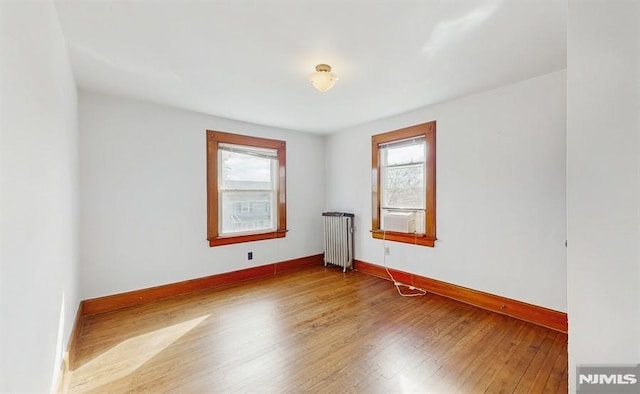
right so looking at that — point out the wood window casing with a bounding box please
[207,130,287,247]
[371,121,436,247]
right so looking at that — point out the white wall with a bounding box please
[79,92,325,299]
[326,71,567,312]
[0,1,79,392]
[567,0,640,391]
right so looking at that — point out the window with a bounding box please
[206,130,286,246]
[371,121,436,246]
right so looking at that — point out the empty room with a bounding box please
[1,0,639,393]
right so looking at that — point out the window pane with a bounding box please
[207,131,287,246]
[221,191,275,234]
[384,142,425,166]
[221,149,274,190]
[382,164,424,209]
[370,121,435,245]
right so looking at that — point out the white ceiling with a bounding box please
[54,0,566,134]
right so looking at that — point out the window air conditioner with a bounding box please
[381,211,416,233]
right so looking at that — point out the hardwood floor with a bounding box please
[66,267,568,393]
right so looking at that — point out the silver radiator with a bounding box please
[322,212,354,272]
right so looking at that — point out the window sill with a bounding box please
[371,230,435,247]
[208,230,287,247]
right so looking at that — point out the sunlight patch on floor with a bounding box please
[400,374,424,393]
[69,314,209,392]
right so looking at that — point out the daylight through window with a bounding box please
[371,122,436,247]
[219,143,277,235]
[207,131,286,246]
[380,136,427,234]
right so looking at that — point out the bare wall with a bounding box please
[0,0,79,391]
[78,92,326,300]
[567,0,640,391]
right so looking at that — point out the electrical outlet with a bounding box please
[248,252,253,260]
[384,247,390,256]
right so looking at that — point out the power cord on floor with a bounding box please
[382,230,427,297]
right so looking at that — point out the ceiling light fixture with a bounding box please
[309,64,338,92]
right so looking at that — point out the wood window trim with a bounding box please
[206,130,287,247]
[371,121,436,247]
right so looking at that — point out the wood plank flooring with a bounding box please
[66,266,568,393]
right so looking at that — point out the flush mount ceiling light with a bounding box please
[309,64,338,92]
